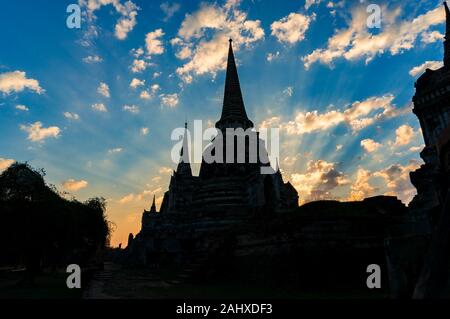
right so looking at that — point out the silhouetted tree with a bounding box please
[0,162,112,286]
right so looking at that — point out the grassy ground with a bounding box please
[0,264,388,299]
[135,283,388,299]
[0,270,82,299]
[92,263,388,299]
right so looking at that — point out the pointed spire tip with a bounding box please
[150,195,157,212]
[216,38,253,129]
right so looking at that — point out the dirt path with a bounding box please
[82,262,173,299]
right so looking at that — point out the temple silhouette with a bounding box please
[122,3,450,298]
[407,1,450,299]
[157,39,298,216]
[124,39,411,294]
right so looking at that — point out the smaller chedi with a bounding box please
[146,39,298,220]
[127,40,299,265]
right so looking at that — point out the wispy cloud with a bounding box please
[0,158,15,172]
[123,104,140,114]
[79,0,139,40]
[160,93,179,107]
[160,2,180,21]
[0,71,44,95]
[361,139,382,153]
[64,112,80,120]
[271,12,315,44]
[62,179,88,191]
[303,4,445,69]
[172,1,264,83]
[409,60,443,77]
[266,94,407,135]
[83,55,103,64]
[97,82,110,98]
[15,104,29,112]
[92,103,108,112]
[108,148,123,155]
[20,122,60,142]
[130,78,145,89]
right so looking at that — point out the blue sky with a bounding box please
[0,0,445,246]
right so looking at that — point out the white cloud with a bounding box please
[347,160,422,204]
[305,0,323,10]
[0,71,44,95]
[83,55,103,63]
[348,168,376,201]
[172,1,264,83]
[160,2,180,21]
[79,0,139,40]
[20,122,60,142]
[394,125,415,147]
[159,166,173,174]
[283,86,294,97]
[62,179,88,191]
[151,84,160,93]
[302,4,445,69]
[0,158,15,172]
[92,103,108,112]
[361,139,382,153]
[374,160,422,204]
[267,51,280,62]
[160,93,179,107]
[145,29,165,55]
[259,116,281,129]
[123,104,140,114]
[131,47,144,58]
[108,148,123,154]
[141,127,149,135]
[421,30,444,44]
[130,78,145,89]
[409,60,443,77]
[291,160,348,203]
[118,193,135,204]
[409,145,424,153]
[118,185,164,205]
[131,59,150,73]
[140,90,152,100]
[97,82,110,98]
[153,72,162,78]
[15,104,29,112]
[64,112,80,120]
[282,94,407,135]
[271,13,315,44]
[140,85,160,100]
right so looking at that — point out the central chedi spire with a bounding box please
[176,122,192,177]
[151,39,298,217]
[216,39,254,130]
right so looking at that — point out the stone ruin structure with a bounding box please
[408,2,450,299]
[124,6,450,297]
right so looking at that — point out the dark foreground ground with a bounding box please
[0,268,82,299]
[2,262,389,299]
